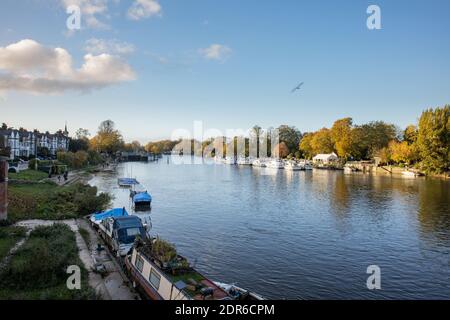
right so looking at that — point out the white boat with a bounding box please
[213,282,265,301]
[266,159,284,169]
[284,160,303,171]
[299,160,313,170]
[402,170,422,178]
[237,157,252,165]
[252,159,266,167]
[224,157,236,165]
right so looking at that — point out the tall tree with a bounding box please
[277,125,302,155]
[90,120,124,154]
[310,128,334,155]
[416,106,450,173]
[330,118,354,159]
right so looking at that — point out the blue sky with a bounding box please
[1,0,449,142]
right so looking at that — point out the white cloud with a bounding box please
[0,39,135,94]
[199,44,232,62]
[61,0,110,29]
[127,0,162,21]
[84,38,135,55]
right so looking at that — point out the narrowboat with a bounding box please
[99,216,147,257]
[125,238,262,300]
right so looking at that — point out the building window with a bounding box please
[135,255,144,272]
[149,269,161,290]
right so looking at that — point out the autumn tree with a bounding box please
[310,128,334,155]
[416,105,450,173]
[299,133,314,159]
[272,142,290,158]
[330,118,354,159]
[90,120,124,154]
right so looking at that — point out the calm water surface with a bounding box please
[89,156,450,299]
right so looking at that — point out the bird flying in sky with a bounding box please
[291,82,304,93]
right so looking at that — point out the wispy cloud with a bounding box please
[0,39,135,94]
[199,44,232,62]
[127,0,162,21]
[84,38,135,55]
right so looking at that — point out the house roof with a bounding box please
[313,152,338,160]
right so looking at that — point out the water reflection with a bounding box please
[89,157,450,299]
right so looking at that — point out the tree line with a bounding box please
[67,105,449,174]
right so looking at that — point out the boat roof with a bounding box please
[113,216,144,229]
[118,177,139,185]
[92,208,128,221]
[133,191,152,202]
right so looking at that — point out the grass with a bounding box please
[0,226,27,261]
[78,227,91,248]
[8,169,48,182]
[0,224,97,300]
[7,182,111,222]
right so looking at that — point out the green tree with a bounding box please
[277,125,302,155]
[404,125,418,144]
[416,105,450,174]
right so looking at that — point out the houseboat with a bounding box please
[125,239,263,300]
[99,216,147,257]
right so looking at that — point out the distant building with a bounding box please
[312,152,339,164]
[0,123,70,160]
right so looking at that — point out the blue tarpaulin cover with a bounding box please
[92,208,128,221]
[133,191,152,203]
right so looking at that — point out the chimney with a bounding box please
[0,157,8,221]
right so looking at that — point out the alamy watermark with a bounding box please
[366,265,381,290]
[66,5,81,30]
[66,265,81,290]
[367,5,382,30]
[169,121,280,165]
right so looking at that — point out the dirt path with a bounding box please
[7,219,138,300]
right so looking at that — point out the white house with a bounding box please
[312,152,339,164]
[0,124,69,160]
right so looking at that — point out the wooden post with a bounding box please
[0,157,8,221]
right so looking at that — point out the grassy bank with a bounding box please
[8,169,48,182]
[0,226,27,261]
[7,182,111,222]
[0,224,97,299]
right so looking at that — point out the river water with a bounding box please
[89,156,450,299]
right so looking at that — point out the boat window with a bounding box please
[135,255,144,272]
[149,269,161,290]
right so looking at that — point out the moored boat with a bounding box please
[266,159,284,169]
[90,207,128,228]
[252,159,266,167]
[284,160,302,171]
[99,216,147,257]
[118,177,139,187]
[402,170,423,178]
[133,191,152,211]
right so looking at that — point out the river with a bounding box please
[88,156,450,299]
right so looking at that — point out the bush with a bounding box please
[0,224,96,299]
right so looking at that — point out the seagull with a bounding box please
[291,82,304,93]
